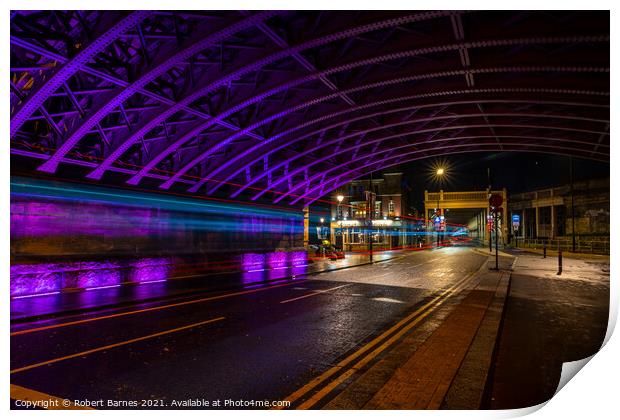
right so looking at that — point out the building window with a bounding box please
[374,201,381,219]
[388,200,395,216]
[351,228,364,244]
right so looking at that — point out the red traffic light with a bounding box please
[489,193,503,207]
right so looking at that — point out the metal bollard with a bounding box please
[543,241,547,258]
[557,250,563,275]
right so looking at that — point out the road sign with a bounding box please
[489,194,503,208]
[512,214,520,231]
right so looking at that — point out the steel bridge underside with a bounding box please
[10,10,609,207]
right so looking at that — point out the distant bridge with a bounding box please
[424,189,508,242]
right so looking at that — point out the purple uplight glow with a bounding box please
[267,252,288,270]
[78,270,121,289]
[10,257,175,297]
[242,253,267,284]
[10,269,62,296]
[291,251,308,267]
[242,253,266,271]
[240,250,309,284]
[129,258,174,283]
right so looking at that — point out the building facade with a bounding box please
[508,178,609,240]
[329,173,418,251]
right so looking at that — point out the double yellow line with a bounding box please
[276,271,478,410]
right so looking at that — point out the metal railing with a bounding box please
[512,237,610,255]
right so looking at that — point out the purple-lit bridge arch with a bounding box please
[11,11,609,207]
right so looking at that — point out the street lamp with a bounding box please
[436,168,445,246]
[336,194,344,250]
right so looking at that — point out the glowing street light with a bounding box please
[435,168,445,246]
[336,194,345,249]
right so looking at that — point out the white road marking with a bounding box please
[280,284,353,304]
[372,297,405,304]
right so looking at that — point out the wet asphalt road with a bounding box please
[11,246,486,409]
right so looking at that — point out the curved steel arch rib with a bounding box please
[80,11,452,181]
[10,11,152,138]
[292,142,610,206]
[124,34,607,187]
[274,127,608,205]
[11,10,609,207]
[301,145,607,207]
[220,98,609,199]
[36,11,280,174]
[254,121,609,204]
[174,65,608,193]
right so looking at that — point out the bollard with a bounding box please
[557,250,563,275]
[543,241,547,258]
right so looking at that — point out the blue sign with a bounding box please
[512,214,520,222]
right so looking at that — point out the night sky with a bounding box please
[396,152,610,211]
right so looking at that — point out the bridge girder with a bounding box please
[11,10,609,206]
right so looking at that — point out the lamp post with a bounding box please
[336,194,344,250]
[319,217,325,257]
[436,168,445,247]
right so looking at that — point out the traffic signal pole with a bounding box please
[494,210,499,270]
[367,171,374,264]
[488,193,504,271]
[488,213,492,252]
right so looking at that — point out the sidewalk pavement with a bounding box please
[509,246,610,260]
[508,250,609,284]
[471,247,513,258]
[487,250,609,409]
